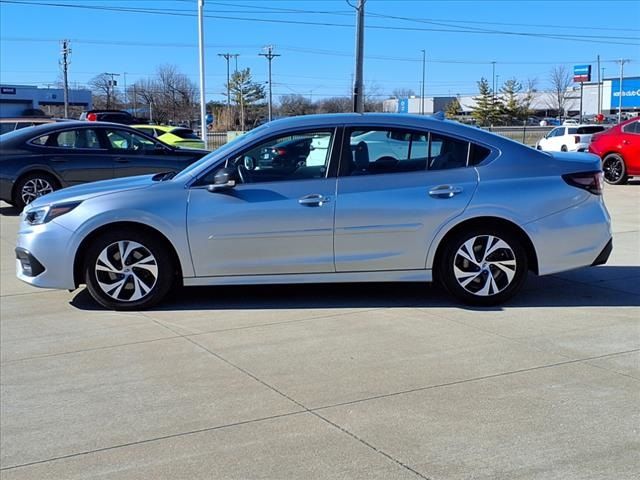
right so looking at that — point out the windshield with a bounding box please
[173,124,272,180]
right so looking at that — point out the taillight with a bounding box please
[574,136,580,143]
[562,171,603,195]
[87,113,97,121]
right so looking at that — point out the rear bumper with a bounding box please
[524,196,612,276]
[591,238,613,266]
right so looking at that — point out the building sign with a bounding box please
[573,65,591,83]
[1,87,17,95]
[610,78,640,109]
[397,98,409,113]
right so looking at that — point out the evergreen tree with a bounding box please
[445,98,461,119]
[499,78,524,124]
[471,78,498,126]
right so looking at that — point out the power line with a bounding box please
[2,0,638,46]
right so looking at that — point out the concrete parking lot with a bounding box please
[0,185,638,479]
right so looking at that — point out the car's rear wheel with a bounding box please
[84,229,174,310]
[602,153,628,185]
[13,172,59,210]
[439,228,528,306]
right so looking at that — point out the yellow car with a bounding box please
[132,125,206,150]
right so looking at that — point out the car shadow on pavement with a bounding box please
[0,205,20,216]
[70,266,640,312]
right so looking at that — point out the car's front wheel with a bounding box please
[84,229,175,310]
[439,228,528,306]
[602,153,628,185]
[14,172,59,210]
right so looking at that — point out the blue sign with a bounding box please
[610,78,640,108]
[397,98,409,113]
[573,64,591,82]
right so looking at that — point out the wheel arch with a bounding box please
[73,221,183,288]
[11,167,63,203]
[431,216,539,282]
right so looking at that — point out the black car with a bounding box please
[258,137,312,169]
[0,121,209,209]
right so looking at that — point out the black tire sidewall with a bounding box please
[439,228,528,306]
[84,229,174,310]
[603,154,628,185]
[13,172,59,210]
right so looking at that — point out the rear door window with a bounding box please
[577,126,606,134]
[622,121,639,134]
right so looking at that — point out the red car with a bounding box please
[588,117,640,184]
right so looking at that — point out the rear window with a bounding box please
[172,128,200,140]
[577,126,606,134]
[622,121,639,134]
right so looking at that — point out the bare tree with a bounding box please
[391,88,416,98]
[89,73,118,109]
[316,96,351,113]
[278,94,315,117]
[547,66,573,118]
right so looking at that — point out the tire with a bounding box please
[602,153,628,185]
[560,145,568,152]
[13,172,59,210]
[438,228,528,306]
[84,229,175,310]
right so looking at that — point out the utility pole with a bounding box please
[197,0,207,141]
[617,59,629,123]
[259,45,280,122]
[60,39,71,118]
[601,67,606,114]
[218,53,236,130]
[352,0,365,113]
[104,72,120,109]
[123,72,128,112]
[421,49,426,115]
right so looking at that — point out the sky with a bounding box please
[0,0,639,103]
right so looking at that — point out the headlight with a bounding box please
[24,201,81,225]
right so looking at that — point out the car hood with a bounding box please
[28,175,155,208]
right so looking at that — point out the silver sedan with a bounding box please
[15,113,612,309]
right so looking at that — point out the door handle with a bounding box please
[428,185,463,198]
[50,157,67,163]
[298,194,331,207]
[114,157,130,163]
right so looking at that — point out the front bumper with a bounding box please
[15,219,77,289]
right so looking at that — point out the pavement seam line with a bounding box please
[311,348,640,412]
[0,410,308,472]
[143,315,432,480]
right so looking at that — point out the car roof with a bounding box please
[0,121,147,142]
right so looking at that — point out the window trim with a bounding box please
[27,126,109,151]
[190,126,342,188]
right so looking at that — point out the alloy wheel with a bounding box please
[603,157,624,183]
[21,178,54,205]
[453,235,517,296]
[94,241,158,302]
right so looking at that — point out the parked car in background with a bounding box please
[539,118,561,126]
[562,118,579,126]
[588,117,640,185]
[0,116,59,135]
[79,110,138,125]
[0,121,209,209]
[131,125,206,150]
[14,113,611,310]
[536,125,607,152]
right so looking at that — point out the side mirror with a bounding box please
[207,167,237,192]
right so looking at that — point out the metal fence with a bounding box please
[205,125,554,151]
[482,126,553,146]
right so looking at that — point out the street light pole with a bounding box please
[617,59,629,123]
[218,53,233,130]
[421,49,425,115]
[197,0,207,142]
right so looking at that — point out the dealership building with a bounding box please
[383,76,640,118]
[0,84,92,117]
